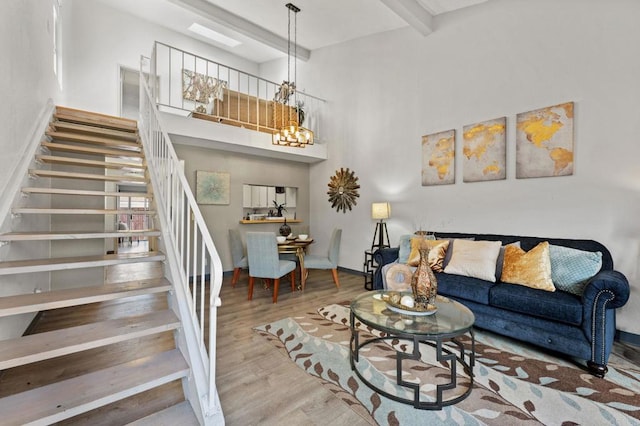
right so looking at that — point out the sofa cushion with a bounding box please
[549,244,602,295]
[407,238,449,271]
[444,239,502,282]
[436,272,495,305]
[501,242,555,291]
[398,234,413,264]
[490,283,583,326]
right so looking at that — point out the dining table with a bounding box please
[277,237,314,290]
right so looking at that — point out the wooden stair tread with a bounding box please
[42,141,144,158]
[36,155,145,170]
[46,130,141,149]
[0,252,165,275]
[0,278,171,317]
[29,169,147,183]
[127,401,199,425]
[0,310,180,370]
[55,106,138,132]
[13,207,155,215]
[0,349,188,425]
[0,229,160,242]
[51,120,139,142]
[21,187,153,198]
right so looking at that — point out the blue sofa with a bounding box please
[373,232,630,377]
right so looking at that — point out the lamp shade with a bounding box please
[371,202,391,220]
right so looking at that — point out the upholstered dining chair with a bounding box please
[246,232,297,303]
[303,228,342,288]
[229,229,248,287]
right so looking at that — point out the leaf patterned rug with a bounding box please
[254,302,640,425]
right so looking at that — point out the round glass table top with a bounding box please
[351,291,475,337]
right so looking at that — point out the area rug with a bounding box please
[254,303,640,425]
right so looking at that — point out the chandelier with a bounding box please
[272,3,314,148]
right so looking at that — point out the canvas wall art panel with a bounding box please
[516,102,574,179]
[462,117,506,182]
[182,70,227,104]
[421,130,455,186]
[196,171,230,205]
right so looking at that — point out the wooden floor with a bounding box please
[1,261,637,425]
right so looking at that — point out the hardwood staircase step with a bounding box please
[36,154,145,170]
[51,120,139,142]
[0,229,161,242]
[0,349,188,425]
[0,252,165,275]
[0,278,172,317]
[42,141,143,158]
[0,310,180,370]
[21,187,153,198]
[28,169,147,183]
[54,106,138,133]
[46,130,142,150]
[127,401,199,425]
[12,207,155,215]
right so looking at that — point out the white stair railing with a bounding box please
[139,61,224,423]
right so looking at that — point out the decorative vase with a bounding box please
[411,247,438,308]
[279,218,291,237]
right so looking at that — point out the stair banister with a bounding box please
[139,67,224,424]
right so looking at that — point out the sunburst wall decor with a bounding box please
[327,168,360,213]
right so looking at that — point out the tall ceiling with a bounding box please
[97,0,488,63]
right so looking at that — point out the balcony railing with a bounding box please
[150,41,325,141]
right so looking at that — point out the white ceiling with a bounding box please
[97,0,487,63]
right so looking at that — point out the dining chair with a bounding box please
[303,228,342,288]
[246,232,297,303]
[229,229,248,287]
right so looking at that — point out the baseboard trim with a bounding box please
[617,330,640,347]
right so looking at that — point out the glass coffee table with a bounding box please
[350,290,475,410]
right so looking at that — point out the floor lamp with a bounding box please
[371,202,391,251]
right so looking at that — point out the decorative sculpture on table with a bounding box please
[411,240,438,308]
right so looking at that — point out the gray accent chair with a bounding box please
[303,228,342,288]
[246,232,297,303]
[228,229,248,287]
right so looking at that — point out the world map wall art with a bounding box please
[462,117,506,183]
[515,102,574,179]
[421,129,455,186]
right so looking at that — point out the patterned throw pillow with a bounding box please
[407,238,450,271]
[548,245,602,295]
[501,242,555,291]
[443,239,502,282]
[398,235,413,264]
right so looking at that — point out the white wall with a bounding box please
[0,0,62,339]
[62,0,260,116]
[294,0,640,334]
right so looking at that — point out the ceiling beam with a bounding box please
[167,0,311,61]
[379,0,433,36]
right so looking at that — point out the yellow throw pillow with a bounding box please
[501,242,555,291]
[407,238,450,272]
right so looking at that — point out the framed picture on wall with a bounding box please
[421,129,455,186]
[462,117,506,183]
[196,171,230,205]
[516,102,574,179]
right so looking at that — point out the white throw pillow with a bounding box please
[443,239,502,282]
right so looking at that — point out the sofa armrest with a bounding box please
[372,247,400,290]
[582,270,630,310]
[581,270,630,366]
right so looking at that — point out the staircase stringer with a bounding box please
[0,99,55,233]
